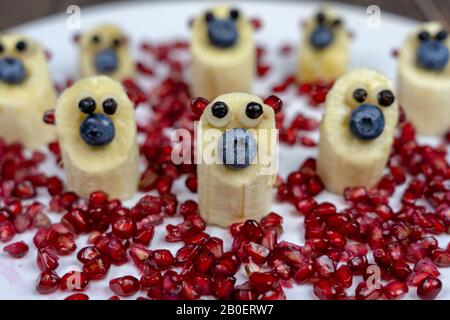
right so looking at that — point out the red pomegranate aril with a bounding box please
[306,176,324,196]
[0,221,15,242]
[213,253,240,276]
[83,257,111,280]
[65,293,89,300]
[431,249,450,267]
[89,191,109,208]
[293,261,314,284]
[383,280,409,300]
[62,209,90,234]
[54,233,77,256]
[343,187,368,203]
[140,269,163,290]
[179,200,198,217]
[77,246,102,263]
[36,271,60,294]
[313,279,337,300]
[195,252,215,273]
[417,277,442,300]
[134,225,155,246]
[213,276,236,299]
[13,180,36,199]
[185,174,197,193]
[149,249,175,270]
[391,260,412,281]
[413,258,440,277]
[46,176,63,196]
[314,202,336,216]
[327,230,346,249]
[60,271,89,291]
[106,238,128,265]
[191,97,209,116]
[295,198,317,215]
[347,255,368,275]
[314,254,336,278]
[3,241,29,258]
[112,217,136,239]
[260,212,283,230]
[249,272,278,292]
[264,95,283,113]
[201,237,224,259]
[335,265,353,288]
[405,242,426,263]
[162,270,182,297]
[355,282,383,300]
[37,246,59,271]
[109,275,140,297]
[243,220,263,242]
[243,242,270,265]
[13,214,32,233]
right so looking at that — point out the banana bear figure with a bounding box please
[0,33,56,148]
[297,7,349,84]
[54,76,139,199]
[190,6,255,100]
[196,93,278,227]
[398,22,450,135]
[79,24,134,81]
[317,68,399,194]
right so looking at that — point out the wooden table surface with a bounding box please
[0,0,449,30]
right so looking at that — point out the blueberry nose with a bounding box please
[80,113,115,146]
[349,104,385,140]
[0,57,26,84]
[417,40,449,71]
[217,128,257,169]
[208,19,238,48]
[310,26,334,49]
[94,49,118,74]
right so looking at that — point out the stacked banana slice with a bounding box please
[190,6,255,100]
[317,68,399,194]
[297,7,349,84]
[398,21,450,135]
[197,93,278,227]
[0,33,56,148]
[54,76,139,199]
[79,24,135,81]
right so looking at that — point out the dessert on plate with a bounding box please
[190,6,255,100]
[195,92,280,227]
[52,76,139,199]
[0,33,56,148]
[397,21,450,135]
[78,24,135,81]
[317,68,399,194]
[297,7,349,84]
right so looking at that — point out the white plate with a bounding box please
[1,0,449,300]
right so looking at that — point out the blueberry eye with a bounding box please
[92,35,101,44]
[205,11,214,23]
[16,41,27,52]
[377,90,395,107]
[211,101,228,118]
[230,8,240,20]
[0,43,4,54]
[331,19,342,28]
[245,102,263,119]
[79,97,96,114]
[435,30,448,42]
[316,12,326,24]
[112,38,122,48]
[353,88,367,103]
[103,98,118,115]
[418,31,431,42]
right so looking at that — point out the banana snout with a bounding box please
[196,93,280,228]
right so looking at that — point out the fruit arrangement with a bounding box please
[0,4,448,301]
[397,21,450,136]
[190,6,255,100]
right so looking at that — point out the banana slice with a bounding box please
[55,76,139,199]
[0,33,56,148]
[297,7,349,84]
[197,93,278,227]
[79,24,135,81]
[190,6,255,100]
[398,22,450,135]
[317,68,399,194]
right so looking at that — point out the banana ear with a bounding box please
[73,33,81,44]
[191,97,209,116]
[43,109,56,125]
[264,95,283,114]
[250,17,262,31]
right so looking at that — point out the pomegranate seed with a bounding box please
[37,246,59,271]
[89,191,109,207]
[77,246,102,264]
[355,282,383,300]
[391,261,412,281]
[383,280,408,300]
[314,255,335,278]
[414,258,440,278]
[134,225,155,246]
[191,97,209,116]
[62,209,90,234]
[13,214,32,233]
[201,237,223,258]
[314,279,340,300]
[13,180,36,199]
[213,276,236,299]
[417,277,442,300]
[185,174,197,193]
[3,241,29,258]
[293,261,314,284]
[335,265,353,288]
[0,221,15,242]
[112,217,136,239]
[46,176,63,196]
[109,275,140,297]
[54,233,77,256]
[263,95,283,114]
[347,255,368,275]
[249,272,278,292]
[244,242,270,265]
[65,293,89,300]
[83,257,111,280]
[162,270,182,297]
[60,271,89,291]
[431,249,450,267]
[243,220,263,242]
[140,269,163,290]
[195,252,214,273]
[148,249,174,270]
[36,271,60,294]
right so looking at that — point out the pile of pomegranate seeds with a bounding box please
[1,25,449,300]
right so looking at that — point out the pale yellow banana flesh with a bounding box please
[197,93,277,227]
[317,68,399,194]
[398,21,450,136]
[190,6,255,101]
[0,33,56,149]
[297,7,349,84]
[79,24,135,82]
[55,76,139,199]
